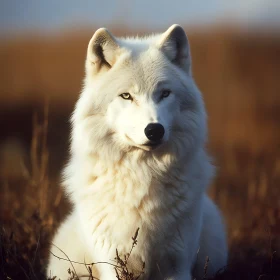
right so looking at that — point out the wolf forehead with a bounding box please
[85,24,192,79]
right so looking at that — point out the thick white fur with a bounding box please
[47,25,227,280]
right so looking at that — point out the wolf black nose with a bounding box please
[144,123,165,142]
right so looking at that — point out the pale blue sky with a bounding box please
[0,0,279,35]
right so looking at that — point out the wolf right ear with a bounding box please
[157,24,191,74]
[87,28,120,73]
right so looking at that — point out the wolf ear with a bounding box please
[87,28,119,73]
[157,24,191,74]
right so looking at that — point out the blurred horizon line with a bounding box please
[1,21,280,41]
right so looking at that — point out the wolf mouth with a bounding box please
[125,134,163,151]
[140,141,162,151]
[138,140,163,151]
[143,141,162,147]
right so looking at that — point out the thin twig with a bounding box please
[51,244,78,277]
[50,251,122,269]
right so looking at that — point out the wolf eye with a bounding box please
[161,89,171,98]
[120,93,132,100]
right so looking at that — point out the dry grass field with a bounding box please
[0,27,280,279]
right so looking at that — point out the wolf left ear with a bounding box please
[157,24,191,74]
[86,28,120,73]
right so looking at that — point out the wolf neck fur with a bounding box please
[65,136,212,211]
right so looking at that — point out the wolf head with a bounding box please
[72,25,207,162]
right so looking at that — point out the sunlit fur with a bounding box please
[47,25,227,280]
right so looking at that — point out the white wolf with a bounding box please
[47,24,227,280]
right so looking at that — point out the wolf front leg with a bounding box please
[87,242,120,280]
[151,254,193,280]
[47,213,93,279]
[96,262,118,280]
[166,258,193,280]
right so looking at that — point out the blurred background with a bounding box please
[0,1,280,279]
